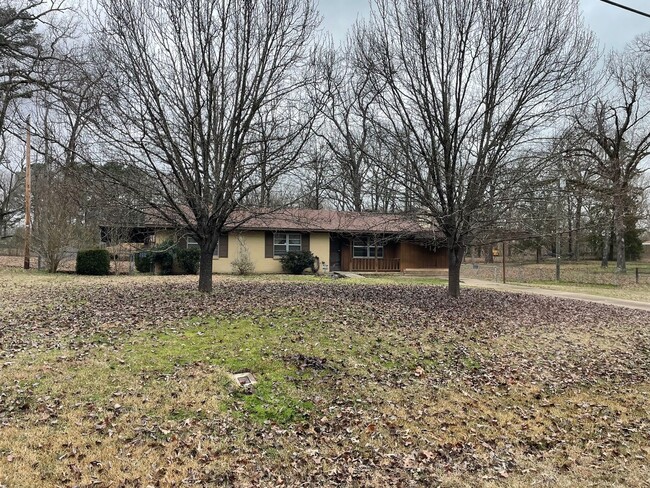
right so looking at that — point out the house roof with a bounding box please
[225,208,436,235]
[142,207,439,237]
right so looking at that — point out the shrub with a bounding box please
[150,240,175,275]
[133,240,204,275]
[135,240,175,275]
[280,250,315,275]
[176,247,201,274]
[231,236,255,275]
[134,251,152,273]
[76,249,110,275]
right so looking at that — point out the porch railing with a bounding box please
[350,258,400,272]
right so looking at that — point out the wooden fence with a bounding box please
[462,263,650,286]
[0,247,22,256]
[636,268,650,284]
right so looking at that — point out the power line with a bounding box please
[600,0,650,19]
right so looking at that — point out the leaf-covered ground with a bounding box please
[1,272,649,487]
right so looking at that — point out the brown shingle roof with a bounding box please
[143,207,438,236]
[225,208,435,235]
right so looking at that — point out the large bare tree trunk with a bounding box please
[483,245,494,264]
[198,249,214,293]
[613,198,626,273]
[615,229,626,272]
[447,243,465,298]
[601,228,610,268]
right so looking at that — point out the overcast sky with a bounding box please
[318,0,650,51]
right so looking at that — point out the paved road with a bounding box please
[461,278,650,312]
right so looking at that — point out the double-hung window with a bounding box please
[273,233,302,256]
[353,237,383,258]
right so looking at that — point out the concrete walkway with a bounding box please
[461,278,650,312]
[332,271,365,279]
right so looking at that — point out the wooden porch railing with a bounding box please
[350,258,400,272]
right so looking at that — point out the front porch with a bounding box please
[329,234,447,273]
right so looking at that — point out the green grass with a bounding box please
[8,310,441,427]
[118,311,444,424]
[123,315,325,424]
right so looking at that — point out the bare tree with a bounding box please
[297,141,331,210]
[0,2,50,234]
[31,168,94,272]
[354,0,594,296]
[16,44,106,271]
[316,43,378,211]
[572,40,650,273]
[93,0,321,292]
[0,145,23,237]
[0,0,72,237]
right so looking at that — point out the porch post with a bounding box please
[349,238,353,271]
[374,235,378,272]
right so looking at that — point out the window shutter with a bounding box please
[218,233,228,258]
[302,233,310,252]
[265,231,273,258]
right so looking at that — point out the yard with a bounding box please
[1,271,649,487]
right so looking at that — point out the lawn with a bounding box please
[1,271,649,487]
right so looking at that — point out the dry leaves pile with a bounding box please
[0,273,649,487]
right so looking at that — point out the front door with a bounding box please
[329,236,342,271]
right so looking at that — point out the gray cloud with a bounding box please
[580,0,649,50]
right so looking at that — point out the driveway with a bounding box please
[461,278,650,312]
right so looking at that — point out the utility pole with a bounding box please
[502,241,506,284]
[555,172,563,282]
[23,115,31,270]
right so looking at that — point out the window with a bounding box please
[186,237,200,250]
[353,237,384,258]
[186,237,219,256]
[273,232,302,256]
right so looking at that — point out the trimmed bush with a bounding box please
[135,251,152,273]
[280,250,315,275]
[76,249,111,275]
[176,248,201,274]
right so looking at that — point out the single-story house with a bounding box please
[101,208,447,274]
